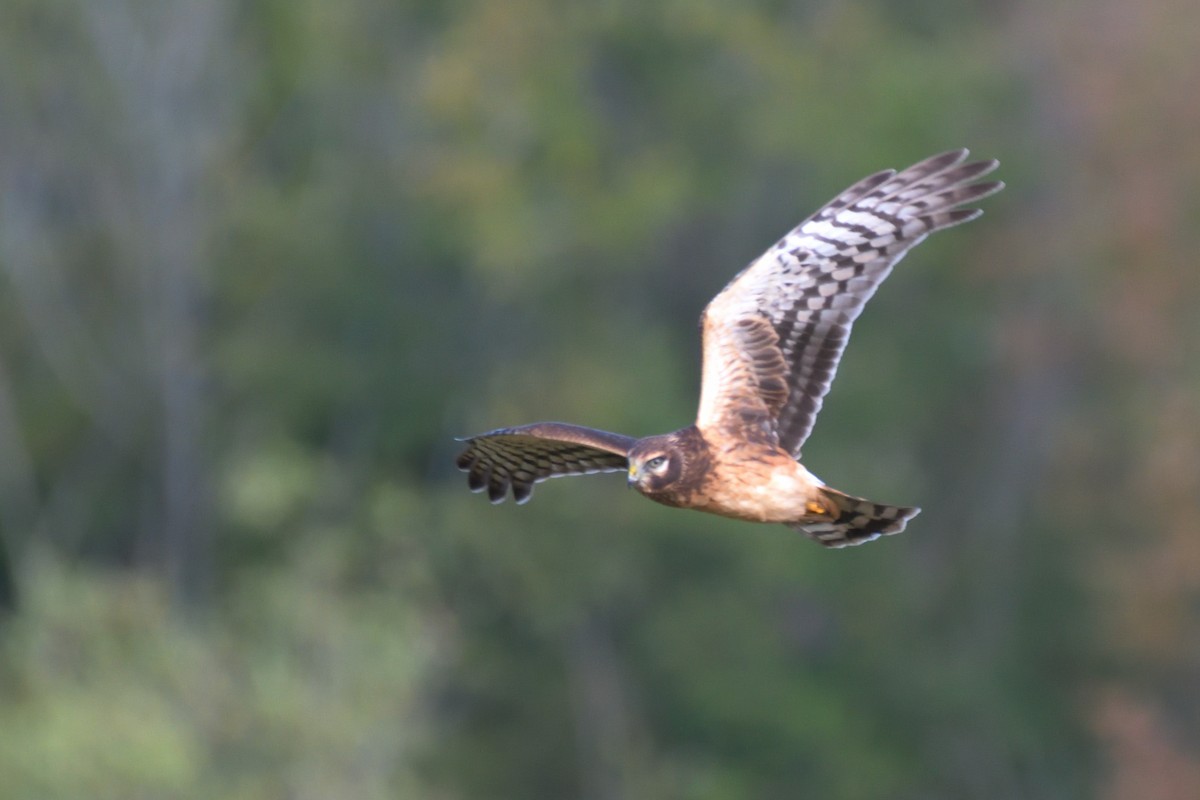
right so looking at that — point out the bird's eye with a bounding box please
[646,456,668,471]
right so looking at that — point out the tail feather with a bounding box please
[789,486,919,548]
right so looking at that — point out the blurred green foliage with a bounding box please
[0,550,430,799]
[1,0,1199,798]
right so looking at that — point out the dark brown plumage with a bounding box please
[455,423,634,504]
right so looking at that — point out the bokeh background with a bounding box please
[1,1,1198,798]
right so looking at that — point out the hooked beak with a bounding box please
[627,463,640,488]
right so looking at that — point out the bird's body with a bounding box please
[701,455,824,524]
[456,151,1003,547]
[628,425,821,522]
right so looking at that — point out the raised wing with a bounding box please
[695,150,1003,455]
[455,422,636,504]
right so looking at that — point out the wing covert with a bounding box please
[696,150,1003,456]
[455,422,635,504]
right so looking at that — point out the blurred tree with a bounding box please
[0,0,239,605]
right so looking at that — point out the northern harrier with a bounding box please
[456,150,1002,546]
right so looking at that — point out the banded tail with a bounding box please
[789,486,920,548]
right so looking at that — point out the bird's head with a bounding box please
[627,438,678,493]
[627,428,705,502]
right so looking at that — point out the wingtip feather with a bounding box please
[920,149,970,173]
[466,465,488,492]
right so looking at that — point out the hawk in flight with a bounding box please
[456,151,1002,546]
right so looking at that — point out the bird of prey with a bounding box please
[456,150,1003,547]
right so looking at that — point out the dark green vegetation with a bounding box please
[1,1,1198,798]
